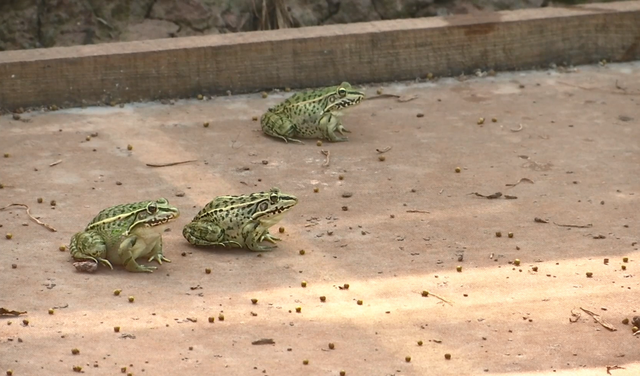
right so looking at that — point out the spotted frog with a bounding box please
[182,188,298,251]
[69,198,180,272]
[261,82,365,143]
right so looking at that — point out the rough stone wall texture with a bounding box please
[0,0,617,51]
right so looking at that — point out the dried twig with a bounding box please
[580,307,616,331]
[406,210,430,214]
[506,177,534,187]
[366,94,400,101]
[553,221,592,228]
[534,217,549,223]
[49,160,62,167]
[504,195,518,200]
[607,365,626,375]
[146,160,197,168]
[421,291,453,306]
[376,146,392,153]
[0,203,57,232]
[0,308,27,316]
[510,123,524,132]
[320,150,330,167]
[469,192,502,199]
[252,338,275,345]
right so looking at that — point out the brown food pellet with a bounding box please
[508,232,514,238]
[251,298,258,304]
[342,206,348,211]
[532,266,538,272]
[319,296,326,302]
[405,356,411,363]
[279,226,285,233]
[113,289,121,296]
[121,367,127,373]
[376,88,383,95]
[114,326,120,332]
[218,314,225,321]
[50,200,56,206]
[491,117,497,122]
[4,153,10,158]
[203,122,209,128]
[299,249,305,255]
[495,231,502,238]
[604,258,609,264]
[623,257,629,263]
[205,268,211,274]
[316,140,322,146]
[48,308,54,315]
[301,281,307,288]
[455,167,461,173]
[302,359,309,365]
[72,366,82,372]
[11,264,17,269]
[251,116,258,121]
[340,371,346,376]
[328,342,335,350]
[22,319,29,326]
[128,296,135,303]
[7,370,13,376]
[313,187,319,193]
[59,245,67,252]
[445,353,452,360]
[71,348,80,355]
[261,92,268,98]
[514,259,521,266]
[622,318,629,325]
[417,340,423,346]
[343,283,350,290]
[586,272,593,278]
[295,306,302,313]
[477,117,485,125]
[37,197,43,203]
[197,94,203,100]
[416,113,424,118]
[357,300,363,305]
[456,266,462,272]
[127,144,133,151]
[208,317,215,323]
[378,155,386,162]
[621,265,627,270]
[421,291,429,297]
[338,175,344,180]
[6,233,12,240]
[86,135,91,141]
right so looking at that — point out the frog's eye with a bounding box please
[147,203,157,214]
[269,193,279,204]
[258,202,269,211]
[338,87,347,97]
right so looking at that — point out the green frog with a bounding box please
[261,82,365,143]
[182,188,298,251]
[69,198,180,272]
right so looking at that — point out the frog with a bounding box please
[69,198,180,273]
[182,187,298,251]
[260,82,365,143]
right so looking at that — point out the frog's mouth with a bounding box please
[334,96,363,109]
[145,212,180,227]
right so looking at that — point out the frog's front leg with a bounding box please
[318,113,349,142]
[69,230,113,270]
[147,237,171,265]
[243,222,277,252]
[260,112,304,144]
[182,221,241,248]
[118,236,157,273]
[260,231,281,244]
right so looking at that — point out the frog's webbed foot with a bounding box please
[119,235,156,273]
[247,243,278,252]
[336,124,351,134]
[148,254,171,265]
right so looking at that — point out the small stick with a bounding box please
[503,195,518,200]
[320,150,330,167]
[49,160,62,167]
[506,177,534,187]
[406,210,430,213]
[0,203,57,232]
[469,192,502,199]
[146,160,197,168]
[376,146,392,153]
[534,217,549,223]
[252,338,275,345]
[607,365,626,375]
[554,221,592,228]
[510,124,524,132]
[580,307,616,331]
[422,291,453,306]
[366,94,400,101]
[0,308,27,316]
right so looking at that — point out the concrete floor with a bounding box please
[1,62,639,376]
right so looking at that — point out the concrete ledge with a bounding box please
[0,1,639,110]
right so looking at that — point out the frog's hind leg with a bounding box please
[260,112,304,144]
[69,231,113,270]
[182,222,240,248]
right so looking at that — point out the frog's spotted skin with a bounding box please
[69,198,180,273]
[182,188,298,252]
[261,82,365,143]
